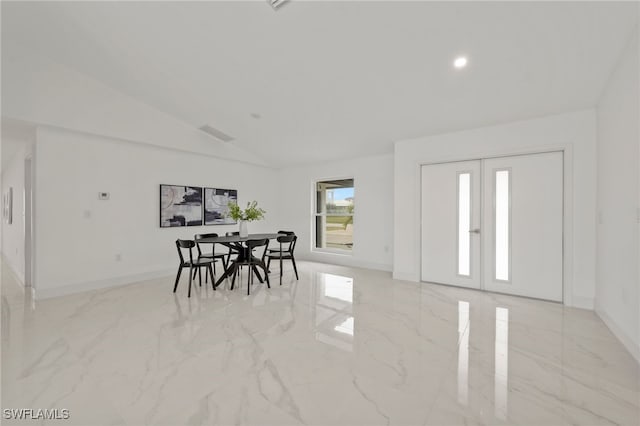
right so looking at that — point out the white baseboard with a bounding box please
[596,307,640,364]
[392,271,419,282]
[569,295,595,310]
[35,267,175,300]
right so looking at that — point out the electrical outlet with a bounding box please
[98,192,110,200]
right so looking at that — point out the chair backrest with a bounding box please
[277,234,297,253]
[246,238,268,249]
[277,235,295,244]
[195,233,219,240]
[277,232,297,252]
[176,239,195,264]
[246,238,269,260]
[194,233,219,256]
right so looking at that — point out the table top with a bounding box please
[197,233,285,244]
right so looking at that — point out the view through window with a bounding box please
[315,179,354,251]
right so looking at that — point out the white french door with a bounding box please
[421,152,563,302]
[421,160,482,289]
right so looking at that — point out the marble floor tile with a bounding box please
[2,261,639,425]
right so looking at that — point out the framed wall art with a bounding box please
[204,187,238,225]
[159,184,202,227]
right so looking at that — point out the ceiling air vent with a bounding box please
[268,0,289,11]
[199,125,235,143]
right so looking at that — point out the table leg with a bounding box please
[213,260,236,289]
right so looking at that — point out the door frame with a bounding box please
[419,147,570,304]
[24,155,35,291]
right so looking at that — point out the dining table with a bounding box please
[197,233,285,289]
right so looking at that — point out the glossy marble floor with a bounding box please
[2,261,639,425]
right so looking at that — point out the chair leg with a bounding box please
[260,261,271,288]
[291,257,299,280]
[173,266,183,293]
[266,256,272,273]
[213,260,216,276]
[205,265,208,284]
[247,263,251,295]
[198,267,202,287]
[208,264,215,290]
[231,265,238,290]
[280,254,283,286]
[192,268,197,280]
[252,265,264,283]
[188,267,193,297]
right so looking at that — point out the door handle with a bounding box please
[469,229,481,234]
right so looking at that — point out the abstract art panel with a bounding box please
[204,188,237,225]
[160,185,202,227]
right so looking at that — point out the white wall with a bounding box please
[34,126,279,298]
[394,110,598,308]
[1,133,34,284]
[595,28,640,362]
[278,154,394,271]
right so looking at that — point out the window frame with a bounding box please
[312,177,355,255]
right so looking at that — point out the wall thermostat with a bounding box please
[98,192,110,200]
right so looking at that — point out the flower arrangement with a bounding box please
[227,200,266,222]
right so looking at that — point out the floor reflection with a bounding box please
[312,272,354,351]
[334,316,354,336]
[494,307,509,420]
[457,300,470,406]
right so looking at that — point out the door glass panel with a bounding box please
[458,173,471,276]
[495,170,510,281]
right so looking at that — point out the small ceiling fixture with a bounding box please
[268,0,289,11]
[454,56,468,69]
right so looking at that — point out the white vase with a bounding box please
[239,220,248,237]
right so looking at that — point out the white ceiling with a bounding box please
[2,1,638,167]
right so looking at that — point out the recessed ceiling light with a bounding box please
[454,56,468,69]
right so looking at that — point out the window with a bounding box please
[314,179,354,252]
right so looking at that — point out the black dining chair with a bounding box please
[174,239,215,297]
[231,238,270,295]
[266,230,295,258]
[265,234,299,285]
[225,231,241,265]
[194,233,228,281]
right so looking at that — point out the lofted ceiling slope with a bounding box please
[2,1,638,167]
